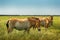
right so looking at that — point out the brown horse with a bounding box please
[39,16,53,29]
[6,18,31,33]
[28,17,41,31]
[46,16,53,26]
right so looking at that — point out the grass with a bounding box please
[0,15,60,40]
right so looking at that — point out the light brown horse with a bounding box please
[6,18,31,33]
[39,16,53,29]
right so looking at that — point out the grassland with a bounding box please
[0,15,60,40]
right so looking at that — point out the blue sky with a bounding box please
[0,0,60,15]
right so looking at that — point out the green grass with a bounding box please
[0,16,60,40]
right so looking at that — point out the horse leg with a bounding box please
[33,25,36,30]
[36,22,41,31]
[37,24,41,31]
[24,29,30,34]
[37,26,41,31]
[27,29,30,33]
[7,27,13,33]
[24,28,30,34]
[27,27,31,33]
[8,24,13,33]
[44,23,49,31]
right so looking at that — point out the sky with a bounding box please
[0,0,60,15]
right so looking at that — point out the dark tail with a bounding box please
[6,20,9,29]
[50,16,53,25]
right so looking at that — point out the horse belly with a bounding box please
[15,21,30,30]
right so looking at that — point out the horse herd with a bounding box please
[6,16,53,33]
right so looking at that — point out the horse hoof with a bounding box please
[38,29,41,31]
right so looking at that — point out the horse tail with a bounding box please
[6,20,9,29]
[50,16,53,25]
[50,16,53,20]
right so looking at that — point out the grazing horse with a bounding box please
[28,17,41,31]
[39,16,53,29]
[6,18,31,33]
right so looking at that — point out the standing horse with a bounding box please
[39,16,53,29]
[28,17,41,31]
[6,18,31,33]
[46,16,53,26]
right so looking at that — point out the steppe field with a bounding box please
[0,15,60,40]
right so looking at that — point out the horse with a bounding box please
[46,16,53,26]
[39,16,53,29]
[6,18,31,33]
[28,16,41,31]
